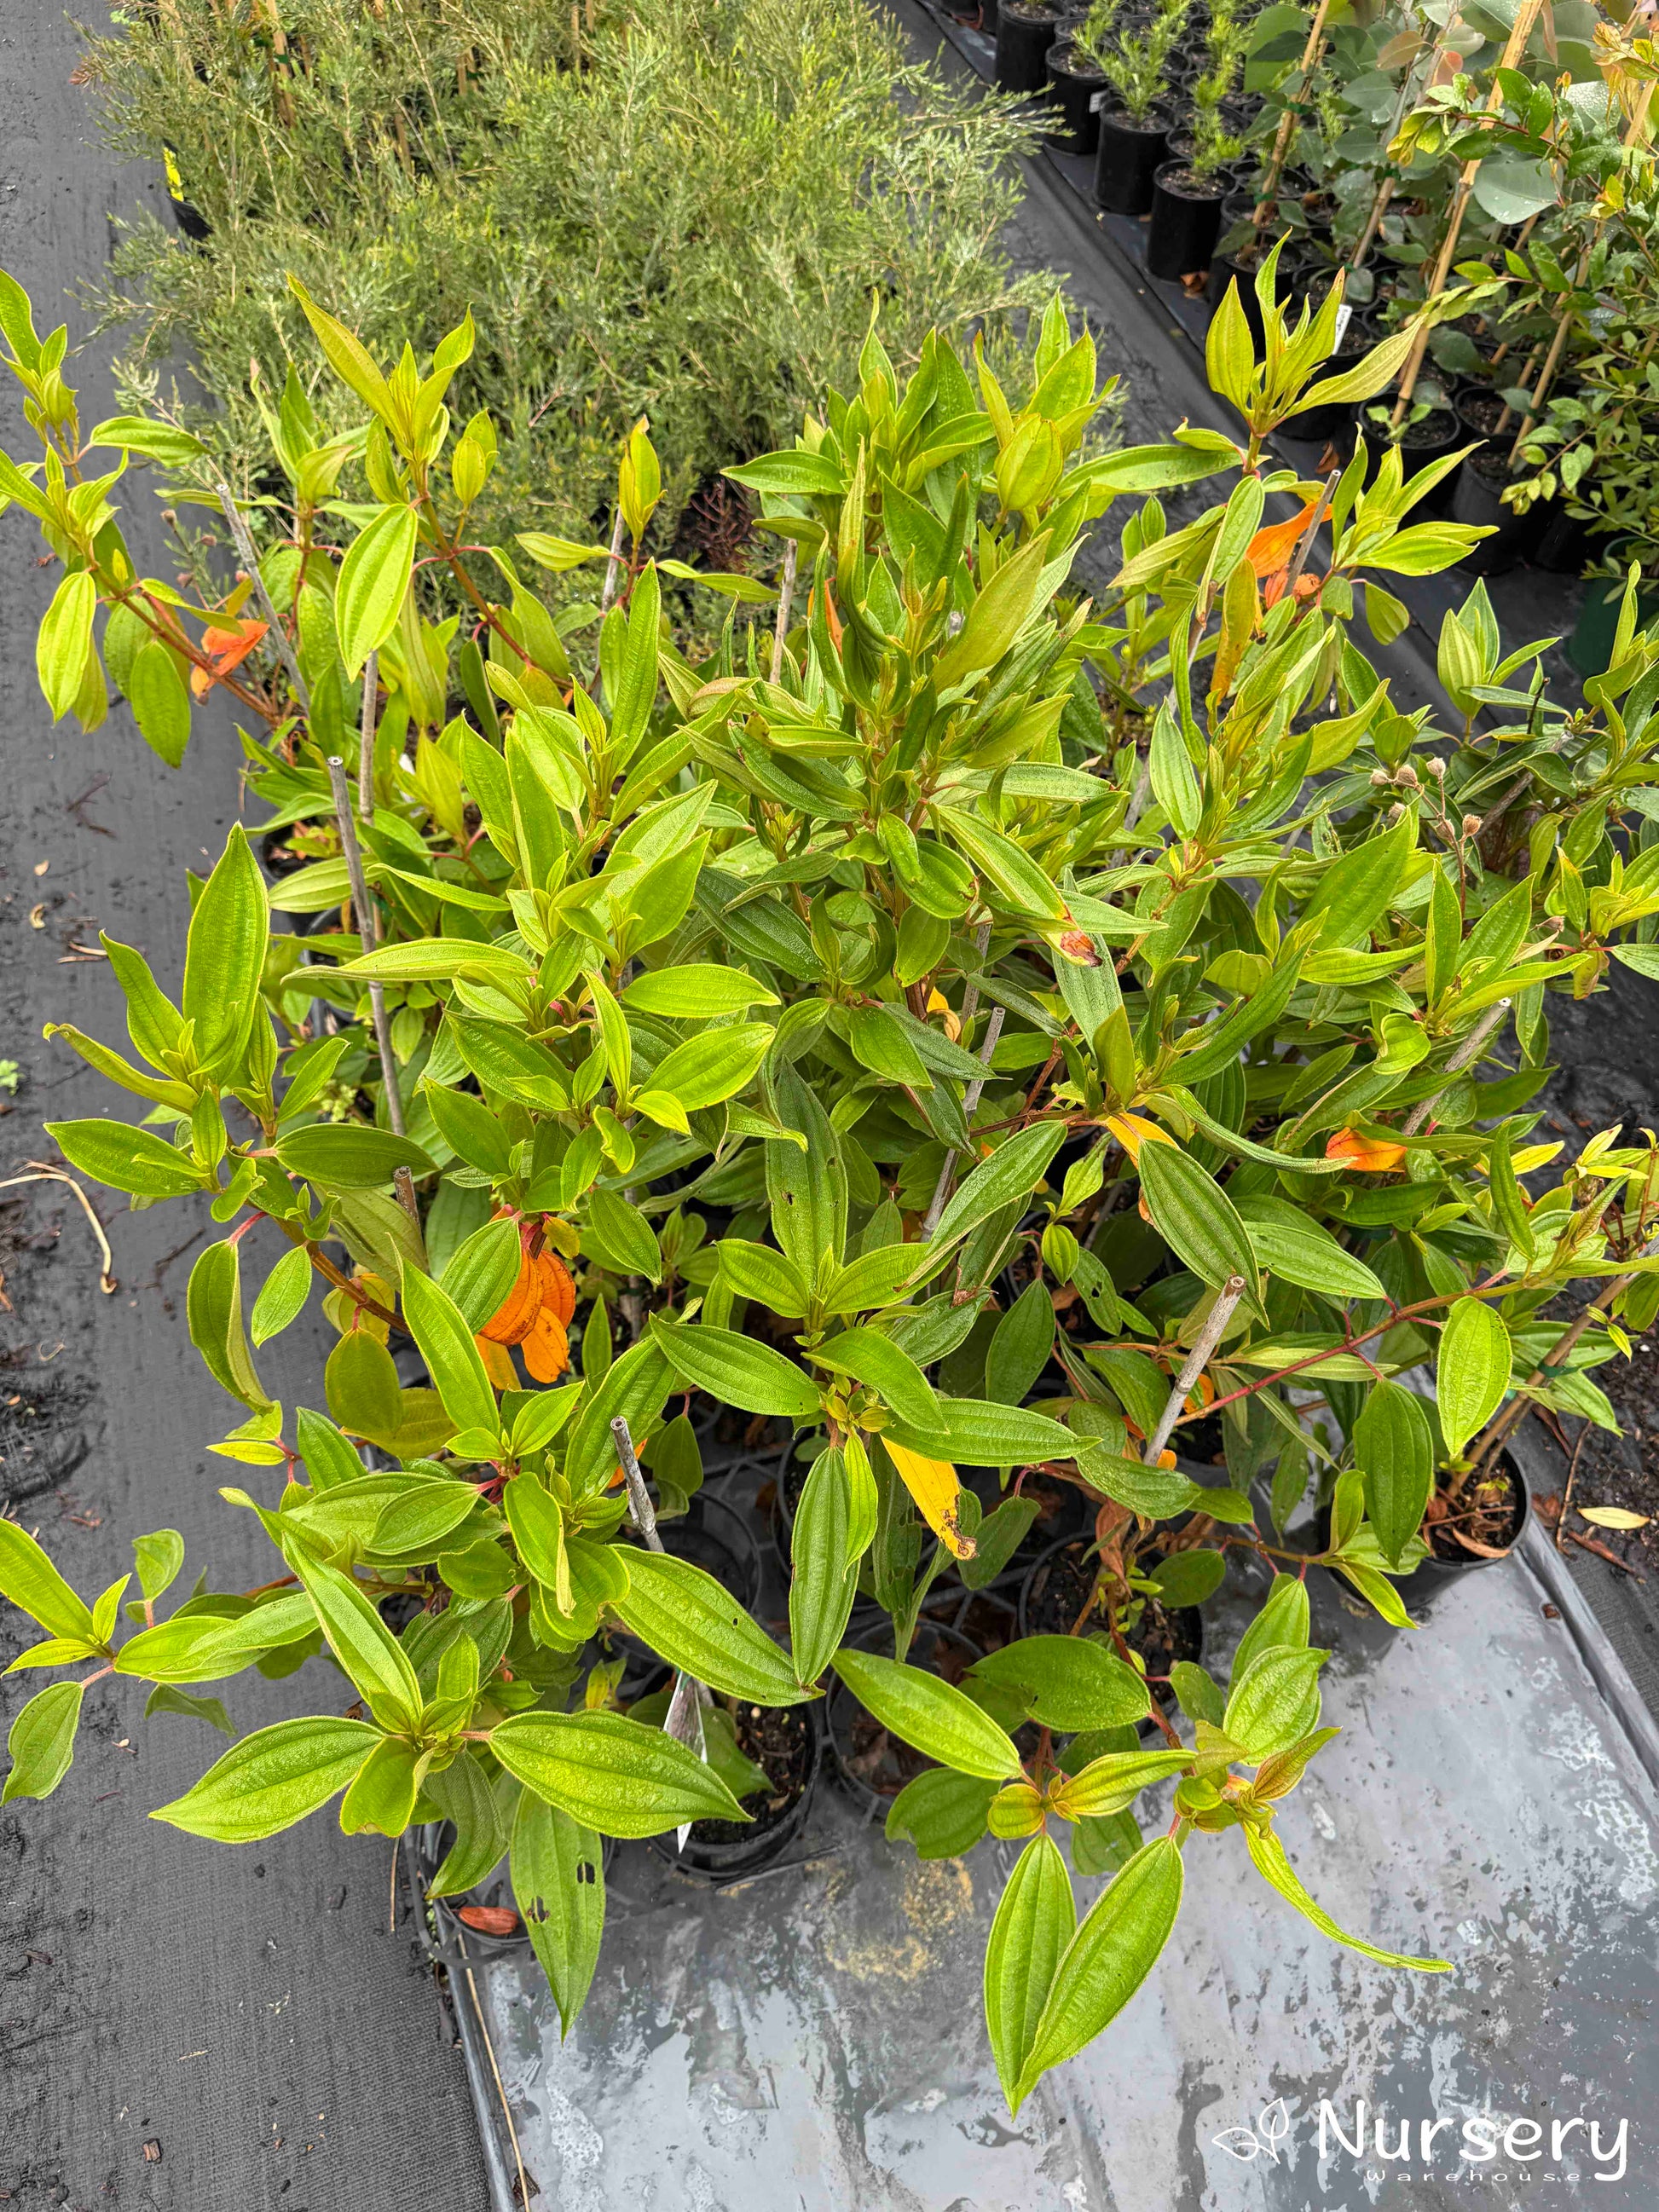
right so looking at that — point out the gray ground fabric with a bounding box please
[473,1493,1659,2209]
[0,6,488,2204]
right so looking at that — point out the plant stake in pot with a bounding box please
[615,1415,708,1847]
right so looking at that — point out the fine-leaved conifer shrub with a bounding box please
[9,257,1659,2110]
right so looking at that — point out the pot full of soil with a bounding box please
[995,0,1066,93]
[1045,42,1110,156]
[829,1614,985,1817]
[1017,1533,1202,1736]
[1094,107,1171,217]
[1145,161,1226,282]
[1315,1453,1531,1614]
[1449,443,1537,578]
[1361,401,1462,488]
[649,1698,823,1880]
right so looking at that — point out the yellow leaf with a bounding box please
[1578,1505,1650,1530]
[1103,1111,1176,1164]
[884,1438,976,1560]
[926,988,962,1043]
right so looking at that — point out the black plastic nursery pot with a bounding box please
[1093,108,1171,217]
[1043,42,1109,155]
[1144,161,1225,282]
[1361,401,1463,488]
[1569,566,1659,677]
[828,1614,986,1817]
[649,1701,824,1880]
[1449,445,1537,578]
[1283,307,1377,448]
[1315,1453,1532,1616]
[994,0,1065,93]
[1016,1532,1203,1736]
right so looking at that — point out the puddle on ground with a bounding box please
[471,1490,1659,2209]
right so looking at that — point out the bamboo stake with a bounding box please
[1282,467,1340,595]
[358,650,378,822]
[327,756,412,1170]
[212,476,309,713]
[1144,1277,1246,1465]
[599,508,627,613]
[1401,998,1512,1134]
[1255,0,1336,227]
[614,1415,708,1845]
[1392,0,1549,424]
[1506,80,1657,465]
[770,539,799,683]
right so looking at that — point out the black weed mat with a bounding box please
[0,4,487,2205]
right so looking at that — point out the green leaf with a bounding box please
[425,1753,512,1896]
[338,1736,425,1836]
[275,1125,436,1192]
[647,1025,773,1112]
[423,1083,516,1178]
[250,1243,313,1347]
[985,1279,1056,1406]
[830,1649,1021,1780]
[564,1339,673,1495]
[0,1521,96,1643]
[621,967,779,1018]
[985,1834,1074,2107]
[811,1327,938,1429]
[151,1716,380,1841]
[1353,1381,1435,1569]
[884,1767,999,1857]
[335,502,418,678]
[717,1239,811,1317]
[114,1594,319,1684]
[187,1239,272,1412]
[1235,1197,1386,1301]
[1014,1837,1185,2107]
[887,1396,1075,1469]
[399,1262,500,1438]
[1436,1297,1512,1458]
[512,1793,606,2038]
[847,1003,933,1088]
[1145,1549,1227,1609]
[37,570,96,720]
[1223,1647,1327,1760]
[1229,1574,1309,1684]
[370,1476,482,1557]
[584,1189,663,1285]
[651,1317,819,1420]
[725,449,846,495]
[1244,1822,1451,1970]
[438,1215,523,1333]
[789,1448,860,1684]
[144,1684,234,1738]
[284,1551,423,1729]
[325,1329,406,1447]
[613,1548,811,1704]
[970,1637,1150,1732]
[47,1117,202,1198]
[1136,1144,1262,1314]
[182,825,268,1078]
[2,1680,85,1804]
[132,1528,186,1603]
[932,1124,1067,1249]
[1302,813,1414,948]
[491,1709,747,1838]
[1049,1747,1194,1818]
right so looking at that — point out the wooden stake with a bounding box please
[1255,0,1335,227]
[1143,1277,1246,1466]
[1391,0,1549,424]
[770,539,799,684]
[327,754,409,1150]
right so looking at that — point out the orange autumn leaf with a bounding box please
[189,616,268,699]
[1245,497,1320,582]
[522,1307,570,1384]
[536,1250,575,1329]
[475,1332,518,1392]
[480,1251,540,1345]
[1326,1128,1408,1172]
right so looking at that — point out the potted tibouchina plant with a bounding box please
[6,270,1659,2111]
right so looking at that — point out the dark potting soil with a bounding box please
[686,1701,814,1846]
[1155,166,1223,201]
[1460,390,1508,438]
[1424,1456,1527,1561]
[1538,1336,1659,1574]
[1396,408,1458,449]
[1021,1539,1200,1700]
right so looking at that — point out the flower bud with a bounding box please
[1396,764,1419,790]
[1461,812,1483,836]
[1370,768,1390,788]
